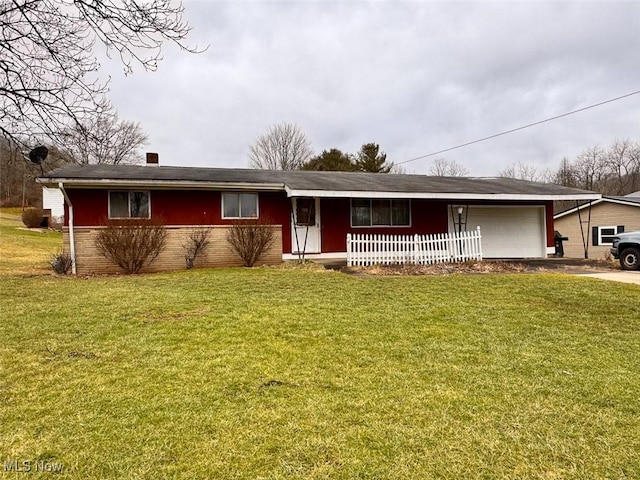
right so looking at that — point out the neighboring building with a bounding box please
[554,193,640,259]
[42,186,64,224]
[38,161,600,274]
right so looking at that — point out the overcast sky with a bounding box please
[104,0,640,177]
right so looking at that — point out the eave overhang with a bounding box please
[285,186,601,202]
[38,175,602,202]
[37,177,286,191]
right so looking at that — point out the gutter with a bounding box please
[58,183,77,275]
[39,178,286,191]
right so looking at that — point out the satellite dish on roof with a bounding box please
[28,145,48,164]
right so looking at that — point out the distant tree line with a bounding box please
[499,139,640,196]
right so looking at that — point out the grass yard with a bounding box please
[0,209,62,276]
[1,212,640,479]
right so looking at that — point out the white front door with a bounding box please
[291,198,321,254]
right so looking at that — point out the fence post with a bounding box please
[346,233,352,266]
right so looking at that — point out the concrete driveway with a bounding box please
[578,271,640,285]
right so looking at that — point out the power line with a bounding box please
[397,89,640,166]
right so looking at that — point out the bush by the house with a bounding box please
[226,217,275,267]
[21,207,44,228]
[95,218,168,274]
[183,226,212,269]
[50,252,73,274]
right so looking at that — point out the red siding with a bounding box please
[64,188,555,255]
[64,188,292,250]
[320,198,448,253]
[545,200,555,248]
[64,189,108,226]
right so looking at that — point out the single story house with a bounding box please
[553,192,640,259]
[38,160,600,274]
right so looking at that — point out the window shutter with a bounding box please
[592,226,599,246]
[617,225,625,234]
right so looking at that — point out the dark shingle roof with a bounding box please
[605,195,640,205]
[39,164,600,200]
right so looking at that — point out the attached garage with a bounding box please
[450,206,547,258]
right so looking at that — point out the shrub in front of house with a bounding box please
[226,217,275,267]
[183,226,212,269]
[21,207,44,228]
[95,218,168,274]
[50,251,73,274]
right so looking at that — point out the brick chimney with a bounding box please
[146,152,159,165]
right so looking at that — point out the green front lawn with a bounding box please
[1,266,639,479]
[0,209,62,275]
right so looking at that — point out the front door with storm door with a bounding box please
[291,197,321,254]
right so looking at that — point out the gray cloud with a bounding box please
[104,1,640,176]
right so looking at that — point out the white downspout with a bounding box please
[58,182,77,275]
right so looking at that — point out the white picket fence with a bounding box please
[346,227,482,267]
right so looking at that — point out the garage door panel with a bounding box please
[453,206,545,258]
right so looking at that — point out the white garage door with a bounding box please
[451,206,546,258]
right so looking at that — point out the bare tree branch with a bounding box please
[429,158,468,176]
[1,0,201,149]
[59,108,148,164]
[499,162,552,182]
[248,123,313,170]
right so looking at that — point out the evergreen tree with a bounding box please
[300,149,357,171]
[355,143,393,173]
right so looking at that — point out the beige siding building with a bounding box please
[554,194,640,259]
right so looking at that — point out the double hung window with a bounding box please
[109,191,150,218]
[222,193,258,219]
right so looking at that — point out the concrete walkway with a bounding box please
[577,271,640,285]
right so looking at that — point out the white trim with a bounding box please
[58,183,76,275]
[597,225,618,246]
[546,246,556,255]
[283,252,347,261]
[287,187,600,201]
[221,192,259,219]
[554,197,640,219]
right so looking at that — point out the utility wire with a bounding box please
[397,89,640,166]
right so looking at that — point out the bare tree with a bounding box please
[429,158,468,176]
[552,139,640,196]
[183,226,212,269]
[60,109,148,165]
[553,157,578,188]
[248,123,313,170]
[499,162,552,182]
[575,145,607,192]
[605,139,640,195]
[1,0,199,149]
[0,138,68,207]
